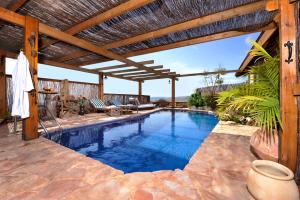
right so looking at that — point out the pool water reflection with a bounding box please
[46,110,218,173]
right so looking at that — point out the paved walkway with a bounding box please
[0,112,256,200]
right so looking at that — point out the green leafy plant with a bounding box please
[78,95,86,107]
[203,95,218,109]
[217,40,281,133]
[188,92,204,108]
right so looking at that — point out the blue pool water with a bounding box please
[46,110,218,173]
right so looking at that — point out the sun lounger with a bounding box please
[111,99,125,107]
[90,98,117,112]
[128,98,156,111]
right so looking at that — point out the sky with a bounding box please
[6,32,259,97]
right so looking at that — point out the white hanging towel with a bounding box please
[11,52,34,119]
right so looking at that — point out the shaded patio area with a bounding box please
[0,0,299,199]
[0,113,257,200]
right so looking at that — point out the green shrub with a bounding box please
[203,95,218,110]
[216,40,280,133]
[188,93,204,108]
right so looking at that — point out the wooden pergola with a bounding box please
[0,0,298,179]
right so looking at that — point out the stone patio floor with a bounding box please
[0,110,257,200]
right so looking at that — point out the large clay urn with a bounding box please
[247,160,299,200]
[250,129,278,162]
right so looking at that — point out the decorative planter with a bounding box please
[247,160,299,200]
[79,105,85,115]
[250,129,278,162]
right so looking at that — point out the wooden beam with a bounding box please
[0,0,28,28]
[69,1,276,66]
[133,75,161,79]
[40,0,155,49]
[134,75,179,81]
[123,72,176,78]
[0,8,174,79]
[0,56,7,117]
[56,51,91,63]
[75,22,277,66]
[0,49,135,82]
[0,48,86,72]
[138,80,142,102]
[102,1,268,50]
[93,60,154,71]
[68,0,155,35]
[7,0,28,11]
[238,28,277,75]
[178,70,239,77]
[279,0,298,172]
[78,58,111,67]
[123,72,154,77]
[171,77,176,108]
[127,26,278,60]
[136,70,238,80]
[98,73,104,100]
[266,0,279,11]
[293,83,300,96]
[125,73,155,78]
[110,65,164,74]
[22,16,39,140]
[121,69,171,77]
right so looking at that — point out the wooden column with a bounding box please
[22,16,39,140]
[98,73,104,100]
[138,80,142,102]
[171,77,176,108]
[279,0,298,172]
[296,1,300,184]
[0,56,6,117]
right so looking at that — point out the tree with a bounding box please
[202,67,225,109]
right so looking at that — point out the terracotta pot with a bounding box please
[250,129,278,162]
[247,160,299,200]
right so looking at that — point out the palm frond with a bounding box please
[248,39,272,60]
[216,40,281,133]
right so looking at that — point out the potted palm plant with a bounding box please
[217,40,280,161]
[217,40,299,199]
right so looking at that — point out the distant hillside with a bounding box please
[151,83,243,102]
[196,83,242,95]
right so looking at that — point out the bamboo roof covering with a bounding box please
[0,0,278,81]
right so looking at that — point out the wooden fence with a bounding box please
[5,76,150,113]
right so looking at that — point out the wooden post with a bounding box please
[171,77,176,108]
[61,79,69,105]
[0,56,6,117]
[98,73,104,100]
[138,80,142,102]
[22,16,39,140]
[279,0,298,172]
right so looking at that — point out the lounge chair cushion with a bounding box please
[90,98,106,109]
[111,99,123,106]
[138,104,155,108]
[90,99,117,110]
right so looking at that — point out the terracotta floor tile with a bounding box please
[0,112,257,200]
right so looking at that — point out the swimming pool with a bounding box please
[46,110,218,173]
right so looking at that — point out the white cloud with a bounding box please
[169,62,202,74]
